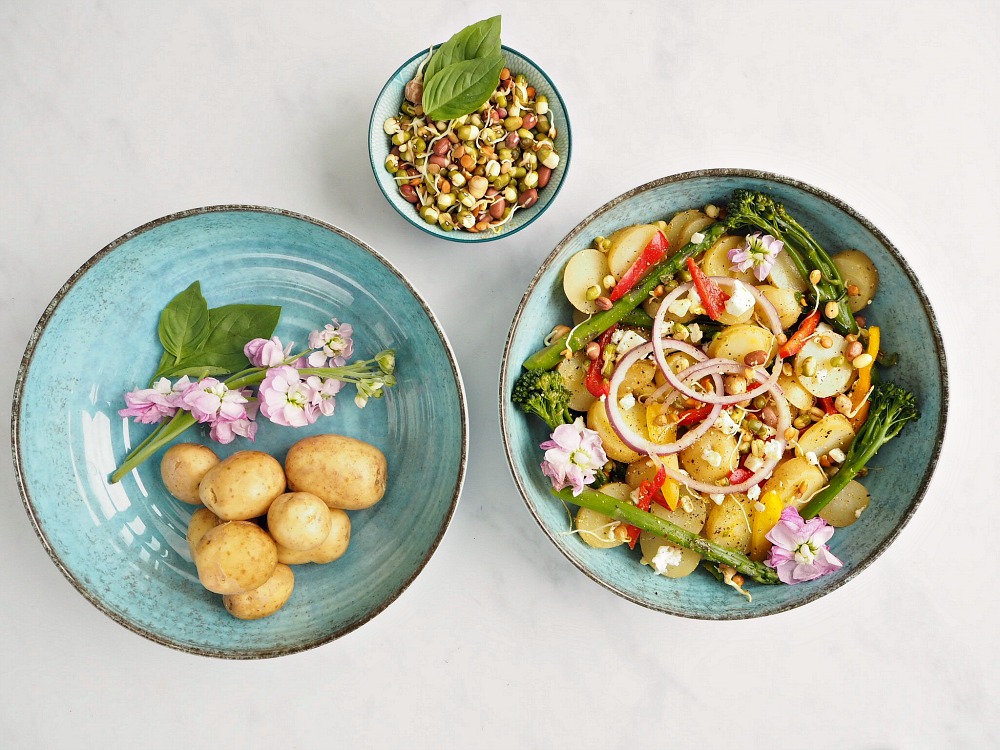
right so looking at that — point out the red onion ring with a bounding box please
[651,278,784,406]
[604,342,722,456]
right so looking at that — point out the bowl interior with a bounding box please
[14,207,466,656]
[368,44,571,243]
[501,170,946,618]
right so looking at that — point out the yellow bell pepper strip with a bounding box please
[749,490,784,562]
[849,326,880,430]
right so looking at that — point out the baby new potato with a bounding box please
[186,507,222,560]
[223,563,295,620]
[276,509,351,565]
[161,443,220,504]
[267,492,333,552]
[285,434,387,510]
[195,521,278,595]
[198,451,286,520]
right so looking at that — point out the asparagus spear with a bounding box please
[522,223,726,372]
[553,486,780,584]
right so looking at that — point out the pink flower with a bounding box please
[765,507,843,584]
[244,336,291,368]
[307,320,353,367]
[119,377,190,424]
[540,418,609,497]
[306,375,342,417]
[210,402,259,444]
[728,232,784,281]
[180,378,251,424]
[258,365,318,427]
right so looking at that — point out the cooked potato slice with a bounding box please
[703,495,754,554]
[678,215,714,248]
[761,456,828,508]
[679,428,739,483]
[778,373,815,411]
[557,352,597,412]
[563,248,611,313]
[794,329,856,398]
[819,480,871,527]
[757,285,802,330]
[701,235,756,284]
[708,323,777,367]
[833,249,879,313]
[607,224,659,280]
[574,482,631,549]
[663,209,705,251]
[587,398,645,464]
[797,414,855,458]
[767,250,808,292]
[616,358,657,400]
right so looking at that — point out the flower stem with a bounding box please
[110,410,197,484]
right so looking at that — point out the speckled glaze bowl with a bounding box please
[368,45,571,243]
[500,169,947,619]
[12,206,467,657]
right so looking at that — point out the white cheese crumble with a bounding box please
[747,484,761,501]
[688,323,703,344]
[754,501,766,513]
[702,448,723,467]
[690,231,706,245]
[619,392,636,410]
[715,409,740,435]
[763,440,784,462]
[666,297,691,318]
[615,330,647,356]
[724,280,755,318]
[687,288,705,315]
[829,448,846,463]
[805,451,820,467]
[710,493,726,505]
[650,544,683,574]
[744,455,765,473]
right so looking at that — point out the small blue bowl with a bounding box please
[500,169,948,619]
[368,44,571,243]
[12,206,468,657]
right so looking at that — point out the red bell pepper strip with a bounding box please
[778,309,820,358]
[727,467,754,486]
[584,325,618,398]
[610,231,669,301]
[818,396,838,416]
[676,403,714,427]
[686,257,729,320]
[623,487,654,549]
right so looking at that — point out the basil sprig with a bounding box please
[421,16,504,121]
[151,281,280,382]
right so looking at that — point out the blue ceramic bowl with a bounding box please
[12,206,467,657]
[368,45,571,243]
[500,169,948,619]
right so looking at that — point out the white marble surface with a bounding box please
[1,1,997,747]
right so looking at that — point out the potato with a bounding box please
[798,414,855,458]
[563,248,611,313]
[195,521,278,595]
[819,480,871,527]
[267,492,333,552]
[767,249,808,292]
[223,564,294,620]
[186,508,222,560]
[761,456,828,508]
[700,235,757,284]
[285,434,387,510]
[616,358,657,400]
[703,495,754,553]
[638,501,707,578]
[276,509,351,564]
[679,428,739,483]
[198,451,286,521]
[794,329,856,398]
[708,323,777,367]
[757,285,802,330]
[607,224,659,279]
[678,215,714,248]
[587,398,644,464]
[833,249,879,313]
[557,352,597,412]
[662,209,705,252]
[161,443,220,504]
[777,373,815,411]
[574,482,631,549]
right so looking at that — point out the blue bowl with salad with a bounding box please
[368,16,571,243]
[500,169,947,619]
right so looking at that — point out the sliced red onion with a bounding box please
[651,277,784,406]
[604,342,722,456]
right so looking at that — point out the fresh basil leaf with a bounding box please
[423,52,505,121]
[423,15,501,86]
[203,302,281,361]
[159,364,231,379]
[157,281,210,362]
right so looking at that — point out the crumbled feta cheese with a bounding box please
[702,448,722,467]
[666,297,691,318]
[747,484,761,501]
[715,409,740,435]
[754,501,766,513]
[690,231,706,245]
[615,330,647,356]
[619,392,636,410]
[688,323,703,344]
[610,329,625,345]
[724,280,755,318]
[763,440,784,462]
[829,448,846,464]
[710,493,726,505]
[805,451,820,466]
[650,544,683,574]
[687,288,705,315]
[744,454,765,473]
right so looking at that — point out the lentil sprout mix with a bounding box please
[383,64,560,234]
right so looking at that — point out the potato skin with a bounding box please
[195,521,277,595]
[267,492,333,551]
[285,435,387,510]
[161,443,220,504]
[186,507,222,560]
[276,509,351,565]
[198,451,286,520]
[223,564,294,620]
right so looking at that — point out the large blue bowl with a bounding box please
[500,170,948,619]
[368,44,571,243]
[12,206,467,657]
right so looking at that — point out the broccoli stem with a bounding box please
[523,223,726,372]
[554,486,780,584]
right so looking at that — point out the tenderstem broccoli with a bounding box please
[726,189,859,336]
[511,369,573,430]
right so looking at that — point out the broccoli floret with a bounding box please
[511,369,573,430]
